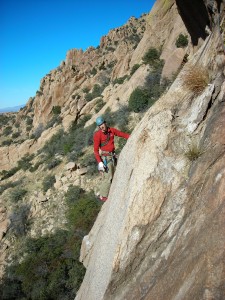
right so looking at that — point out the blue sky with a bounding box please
[0,0,155,109]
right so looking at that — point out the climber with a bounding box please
[93,116,130,201]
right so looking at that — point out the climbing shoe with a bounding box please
[99,196,108,202]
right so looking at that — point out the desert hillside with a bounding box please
[0,0,224,299]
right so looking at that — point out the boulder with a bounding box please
[65,162,77,171]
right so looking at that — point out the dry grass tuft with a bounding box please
[185,142,204,161]
[182,65,209,94]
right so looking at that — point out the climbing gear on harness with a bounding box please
[102,157,109,172]
[100,150,115,156]
[96,116,105,126]
[101,151,117,167]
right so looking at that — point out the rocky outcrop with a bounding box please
[0,206,9,242]
[0,126,60,171]
[76,1,225,299]
[31,15,148,129]
[0,1,190,172]
[0,206,10,279]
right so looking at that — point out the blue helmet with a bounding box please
[96,116,105,126]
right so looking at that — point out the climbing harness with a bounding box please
[101,151,117,169]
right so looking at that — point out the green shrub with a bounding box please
[82,87,90,93]
[93,84,103,97]
[100,106,130,134]
[1,188,101,300]
[33,123,44,140]
[176,34,188,48]
[90,67,97,75]
[128,88,149,112]
[9,187,27,203]
[67,191,101,233]
[2,139,13,146]
[40,115,95,161]
[106,46,115,52]
[42,174,56,192]
[127,34,141,44]
[52,106,61,115]
[9,204,30,236]
[76,114,92,128]
[17,154,34,171]
[66,123,95,157]
[46,158,62,170]
[0,167,19,180]
[36,90,43,96]
[26,117,33,126]
[113,75,128,85]
[26,125,32,132]
[29,161,43,172]
[85,92,94,102]
[3,126,13,136]
[130,64,140,76]
[64,185,85,205]
[142,48,160,65]
[0,180,22,195]
[85,84,103,101]
[107,60,117,69]
[40,129,65,159]
[112,105,130,131]
[94,98,105,113]
[45,115,62,129]
[1,231,85,300]
[80,153,97,176]
[0,114,10,127]
[144,69,165,100]
[12,132,20,139]
[92,84,104,99]
[63,143,73,154]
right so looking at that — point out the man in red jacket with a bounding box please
[93,116,130,201]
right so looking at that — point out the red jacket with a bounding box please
[93,127,130,163]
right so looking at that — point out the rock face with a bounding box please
[0,206,10,279]
[76,1,225,299]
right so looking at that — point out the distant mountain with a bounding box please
[0,104,25,113]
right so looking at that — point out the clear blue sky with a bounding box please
[0,0,155,109]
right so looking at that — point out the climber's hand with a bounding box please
[98,162,105,172]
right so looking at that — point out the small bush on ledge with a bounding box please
[176,33,188,48]
[51,106,61,115]
[142,47,163,69]
[182,65,209,94]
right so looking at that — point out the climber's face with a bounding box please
[99,122,107,133]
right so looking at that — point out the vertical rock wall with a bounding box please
[76,1,225,299]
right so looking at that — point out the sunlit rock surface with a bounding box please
[76,1,225,299]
